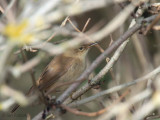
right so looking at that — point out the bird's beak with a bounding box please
[88,42,98,48]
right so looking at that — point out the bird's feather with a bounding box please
[37,54,74,91]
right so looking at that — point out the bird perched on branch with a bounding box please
[11,43,97,112]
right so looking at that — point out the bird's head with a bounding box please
[64,43,97,59]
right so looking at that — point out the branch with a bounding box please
[62,90,129,117]
[57,23,142,103]
[0,43,15,84]
[0,84,29,111]
[43,0,142,55]
[97,89,152,120]
[67,0,151,107]
[69,65,160,107]
[144,12,160,35]
[58,14,157,104]
[32,15,156,120]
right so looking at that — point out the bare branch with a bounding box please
[69,65,160,107]
[57,23,142,104]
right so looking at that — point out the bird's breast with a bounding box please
[47,58,86,96]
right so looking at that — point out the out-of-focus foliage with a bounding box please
[0,0,160,120]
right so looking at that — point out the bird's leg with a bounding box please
[40,96,58,120]
[42,109,47,119]
[46,95,56,111]
[42,108,55,120]
[88,79,101,89]
[46,96,62,111]
[49,98,66,114]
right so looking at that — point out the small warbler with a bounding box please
[11,43,96,112]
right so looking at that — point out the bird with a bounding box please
[11,43,97,113]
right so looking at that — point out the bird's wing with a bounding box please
[37,55,73,91]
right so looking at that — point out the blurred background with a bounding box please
[0,0,160,120]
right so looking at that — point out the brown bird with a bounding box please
[11,43,96,112]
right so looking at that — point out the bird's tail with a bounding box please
[10,86,36,113]
[11,104,20,113]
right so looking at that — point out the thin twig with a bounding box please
[0,43,14,84]
[20,50,48,106]
[41,0,146,56]
[63,1,152,105]
[153,25,160,30]
[0,0,16,22]
[57,23,142,104]
[67,18,81,33]
[60,15,156,104]
[0,5,4,13]
[67,17,104,53]
[11,55,41,77]
[31,6,158,120]
[97,89,152,120]
[20,49,37,87]
[82,18,91,32]
[144,12,160,35]
[0,84,29,110]
[69,65,160,107]
[62,90,129,117]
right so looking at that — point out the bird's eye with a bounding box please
[79,46,84,51]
